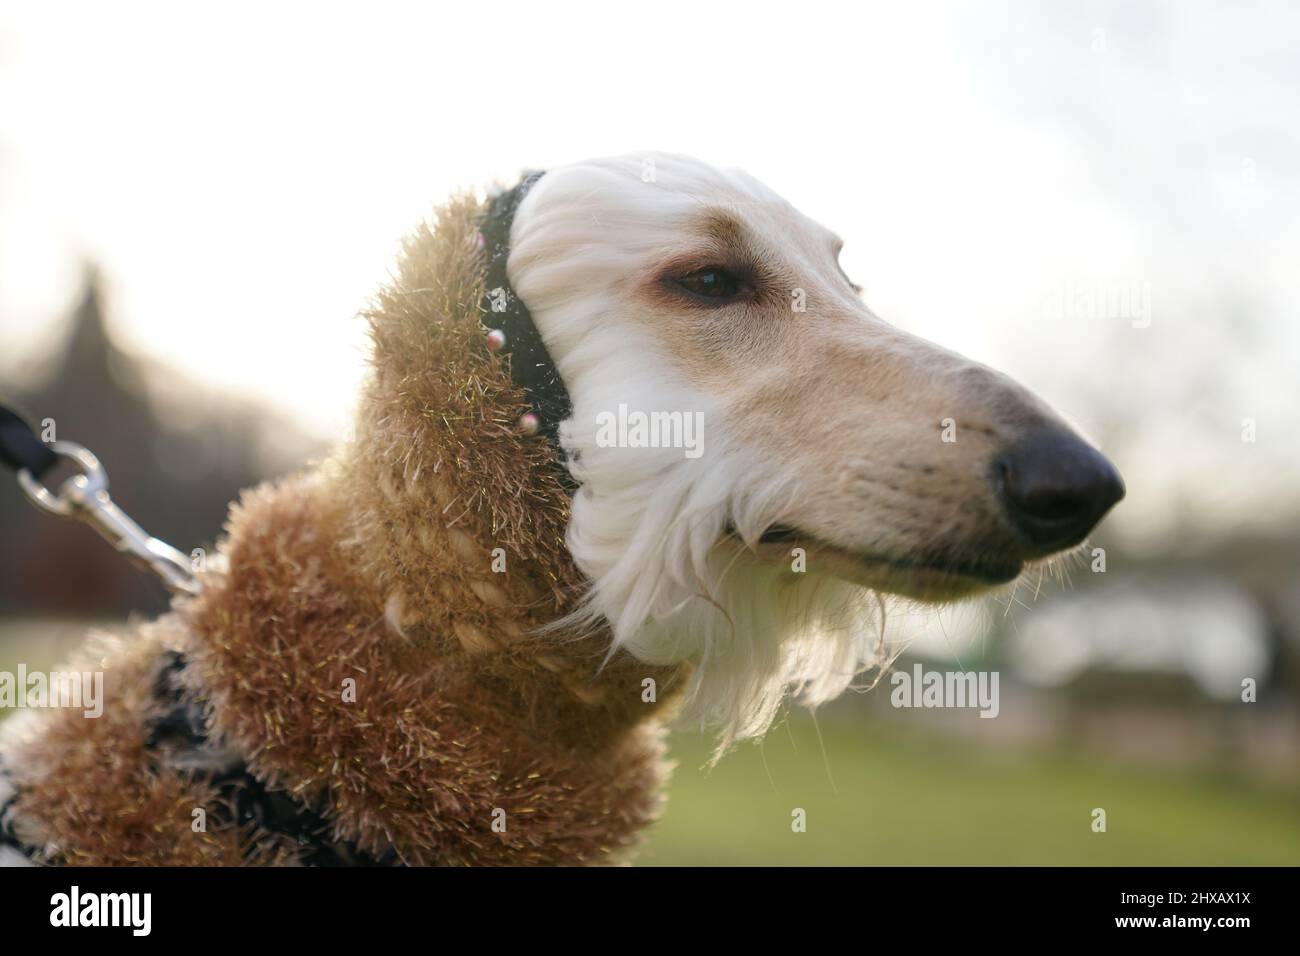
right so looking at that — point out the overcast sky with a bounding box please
[1,1,1297,547]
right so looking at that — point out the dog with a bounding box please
[0,152,1122,866]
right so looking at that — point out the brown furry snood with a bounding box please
[0,190,685,867]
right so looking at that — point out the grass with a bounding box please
[639,713,1300,865]
[7,622,1299,866]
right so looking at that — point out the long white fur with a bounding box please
[510,154,887,747]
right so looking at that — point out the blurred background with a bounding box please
[1,1,1298,864]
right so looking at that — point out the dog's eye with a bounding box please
[671,268,744,301]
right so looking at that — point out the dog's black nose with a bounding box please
[994,429,1124,555]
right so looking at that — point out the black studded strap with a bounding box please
[145,651,397,866]
[0,651,398,867]
[479,172,575,472]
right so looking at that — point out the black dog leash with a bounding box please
[0,403,199,596]
[0,405,58,479]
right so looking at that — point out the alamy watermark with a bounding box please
[595,403,705,459]
[1044,279,1152,328]
[50,886,151,936]
[0,665,103,718]
[890,664,1000,718]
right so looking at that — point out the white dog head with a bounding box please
[507,153,1123,744]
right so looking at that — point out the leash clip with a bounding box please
[17,441,201,597]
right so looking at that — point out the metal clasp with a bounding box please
[17,441,201,597]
